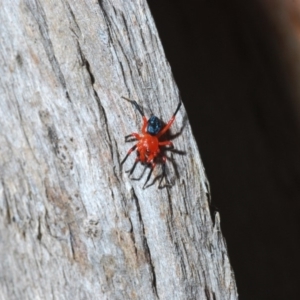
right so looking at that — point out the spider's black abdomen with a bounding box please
[147,116,162,135]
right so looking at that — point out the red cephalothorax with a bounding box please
[121,96,182,188]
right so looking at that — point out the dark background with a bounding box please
[148,0,300,299]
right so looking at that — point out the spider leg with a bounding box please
[125,133,140,141]
[157,100,182,137]
[159,141,174,148]
[126,158,139,176]
[143,162,156,189]
[122,96,145,117]
[121,145,137,165]
[122,97,148,134]
[131,164,148,181]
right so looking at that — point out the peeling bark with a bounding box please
[0,0,237,299]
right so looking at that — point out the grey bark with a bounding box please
[0,0,237,299]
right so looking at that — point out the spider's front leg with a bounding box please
[121,96,148,134]
[125,133,140,142]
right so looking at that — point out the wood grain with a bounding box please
[0,0,237,299]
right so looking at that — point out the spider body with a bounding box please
[147,116,162,135]
[121,96,182,188]
[136,133,159,163]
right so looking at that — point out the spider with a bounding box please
[121,96,182,188]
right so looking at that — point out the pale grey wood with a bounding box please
[0,0,238,299]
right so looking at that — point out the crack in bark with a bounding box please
[37,216,42,241]
[97,0,114,45]
[205,286,217,300]
[117,39,136,91]
[205,181,217,226]
[84,59,95,85]
[64,1,81,38]
[68,224,76,260]
[212,291,217,300]
[166,188,174,220]
[1,179,11,224]
[131,9,151,61]
[47,126,58,148]
[127,216,139,259]
[75,40,121,181]
[205,286,211,300]
[131,188,159,298]
[165,188,175,245]
[97,1,135,97]
[120,11,140,73]
[97,102,121,182]
[44,208,57,239]
[15,99,40,165]
[181,179,190,217]
[118,60,131,93]
[26,0,71,102]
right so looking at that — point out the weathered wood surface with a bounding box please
[0,0,237,299]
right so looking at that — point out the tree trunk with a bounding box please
[0,0,237,299]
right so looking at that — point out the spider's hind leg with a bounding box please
[143,162,156,189]
[121,145,137,165]
[158,141,174,148]
[126,158,139,176]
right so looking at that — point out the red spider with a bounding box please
[121,96,182,188]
